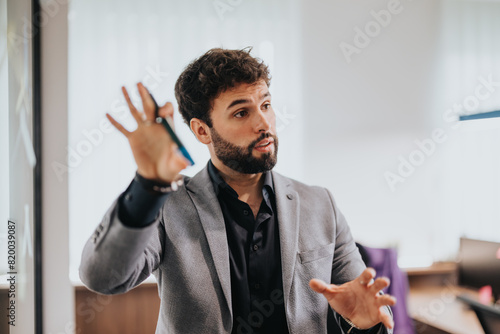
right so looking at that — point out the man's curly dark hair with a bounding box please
[174,47,271,128]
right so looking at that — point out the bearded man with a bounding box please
[80,48,395,334]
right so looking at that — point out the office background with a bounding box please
[67,0,500,276]
[2,0,500,333]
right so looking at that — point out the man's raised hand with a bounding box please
[309,268,396,330]
[106,83,190,183]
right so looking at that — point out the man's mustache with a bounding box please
[247,132,277,151]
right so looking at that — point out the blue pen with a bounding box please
[149,92,195,166]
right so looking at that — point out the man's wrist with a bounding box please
[339,315,373,334]
[118,173,175,227]
[134,172,182,194]
[341,315,361,334]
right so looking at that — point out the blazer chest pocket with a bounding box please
[298,243,334,264]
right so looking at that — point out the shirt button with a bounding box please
[254,283,260,290]
[253,244,259,251]
[243,210,249,216]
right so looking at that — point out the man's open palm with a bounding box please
[310,268,396,330]
[106,83,190,183]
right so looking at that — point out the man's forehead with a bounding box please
[217,81,270,104]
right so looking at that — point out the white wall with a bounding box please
[300,0,451,266]
[299,0,500,266]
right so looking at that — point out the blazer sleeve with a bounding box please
[79,198,165,295]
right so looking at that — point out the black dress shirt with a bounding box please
[207,161,288,334]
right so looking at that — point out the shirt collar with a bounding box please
[207,160,275,199]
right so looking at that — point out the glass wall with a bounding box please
[1,0,40,333]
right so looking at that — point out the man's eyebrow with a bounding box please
[227,99,250,110]
[226,92,272,111]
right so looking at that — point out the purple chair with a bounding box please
[356,243,416,334]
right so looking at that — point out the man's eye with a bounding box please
[263,103,271,110]
[234,110,247,118]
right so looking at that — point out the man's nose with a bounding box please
[254,109,272,132]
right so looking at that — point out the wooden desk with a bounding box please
[409,286,483,334]
[0,286,9,334]
[405,263,483,334]
[75,283,160,334]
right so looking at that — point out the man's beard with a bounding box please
[210,128,278,174]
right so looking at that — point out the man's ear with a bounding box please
[190,118,211,144]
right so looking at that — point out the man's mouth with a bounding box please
[254,138,274,152]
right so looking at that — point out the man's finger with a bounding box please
[309,279,338,296]
[370,277,390,292]
[121,86,143,124]
[377,294,397,307]
[137,82,156,119]
[357,268,376,286]
[106,113,130,137]
[158,102,175,120]
[309,279,328,294]
[172,148,192,171]
[379,308,394,329]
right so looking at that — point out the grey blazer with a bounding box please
[80,166,391,334]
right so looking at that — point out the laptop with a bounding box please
[457,294,500,334]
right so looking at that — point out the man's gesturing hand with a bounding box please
[106,83,190,183]
[309,268,396,330]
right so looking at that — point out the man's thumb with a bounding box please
[309,278,329,293]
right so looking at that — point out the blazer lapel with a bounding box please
[272,171,300,307]
[185,166,232,315]
[184,168,300,318]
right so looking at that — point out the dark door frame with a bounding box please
[32,0,42,333]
